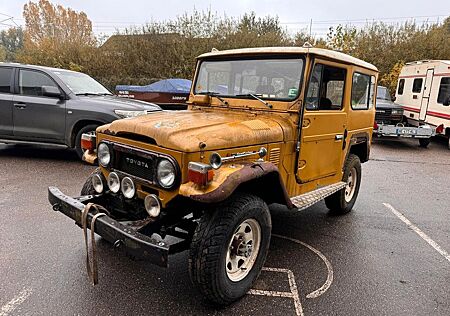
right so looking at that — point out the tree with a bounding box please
[0,27,24,61]
[18,0,96,69]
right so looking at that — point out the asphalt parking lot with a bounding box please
[1,137,449,316]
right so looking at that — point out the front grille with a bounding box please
[115,150,156,182]
[375,108,392,123]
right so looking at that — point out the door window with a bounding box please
[437,77,450,104]
[412,78,423,93]
[0,67,13,94]
[351,72,373,110]
[305,64,346,110]
[19,69,59,97]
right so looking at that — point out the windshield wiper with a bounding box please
[236,93,273,109]
[199,91,229,106]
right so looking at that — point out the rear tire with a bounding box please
[189,193,271,306]
[325,154,362,215]
[80,167,102,195]
[419,138,431,148]
[75,124,99,160]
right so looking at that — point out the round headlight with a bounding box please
[144,194,161,217]
[156,159,176,188]
[98,143,111,167]
[107,172,120,193]
[91,174,104,194]
[121,177,135,199]
[209,152,222,169]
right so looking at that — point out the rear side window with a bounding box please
[412,78,423,93]
[351,73,372,110]
[305,64,346,110]
[397,79,405,95]
[0,67,13,94]
[19,69,59,97]
[437,77,450,104]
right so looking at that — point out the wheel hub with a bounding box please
[225,218,261,282]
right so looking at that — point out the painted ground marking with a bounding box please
[0,288,33,316]
[383,203,450,263]
[248,235,334,316]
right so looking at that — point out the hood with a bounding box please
[98,110,288,152]
[77,95,161,111]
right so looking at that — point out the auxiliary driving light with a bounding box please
[107,172,120,193]
[121,177,135,199]
[144,194,161,217]
[91,174,104,194]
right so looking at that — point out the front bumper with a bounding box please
[48,186,169,267]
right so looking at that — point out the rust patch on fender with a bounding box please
[180,162,292,207]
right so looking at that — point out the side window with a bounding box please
[351,72,371,110]
[437,77,450,104]
[0,67,13,94]
[412,78,423,93]
[19,69,59,97]
[397,79,405,95]
[306,64,346,110]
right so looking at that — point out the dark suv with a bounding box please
[0,63,161,159]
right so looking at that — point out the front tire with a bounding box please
[189,193,271,305]
[325,154,362,215]
[80,167,102,195]
[419,138,431,148]
[75,124,99,160]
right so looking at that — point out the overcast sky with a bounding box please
[1,0,449,36]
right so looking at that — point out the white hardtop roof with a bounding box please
[197,47,378,72]
[405,60,450,66]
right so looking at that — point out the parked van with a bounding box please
[395,60,450,148]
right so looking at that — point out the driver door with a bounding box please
[297,60,348,183]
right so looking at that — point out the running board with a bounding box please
[290,181,346,211]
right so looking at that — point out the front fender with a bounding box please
[179,162,292,207]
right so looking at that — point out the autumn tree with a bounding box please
[18,0,96,70]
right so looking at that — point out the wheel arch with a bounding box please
[184,163,293,208]
[348,132,370,163]
[69,119,105,147]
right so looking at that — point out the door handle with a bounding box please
[335,134,344,141]
[14,103,27,109]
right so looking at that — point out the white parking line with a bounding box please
[0,288,33,316]
[249,267,303,316]
[273,234,334,299]
[383,203,450,263]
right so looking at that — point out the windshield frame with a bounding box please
[52,70,112,96]
[193,54,306,103]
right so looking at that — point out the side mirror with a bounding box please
[392,96,396,102]
[42,85,63,99]
[443,96,450,106]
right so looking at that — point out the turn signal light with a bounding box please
[188,162,214,186]
[373,121,378,130]
[81,133,96,151]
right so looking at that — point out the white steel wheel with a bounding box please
[225,218,261,282]
[344,167,357,203]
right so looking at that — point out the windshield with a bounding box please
[52,70,112,95]
[194,57,304,100]
[377,86,392,101]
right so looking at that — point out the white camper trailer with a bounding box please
[395,60,450,148]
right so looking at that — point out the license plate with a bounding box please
[397,128,416,135]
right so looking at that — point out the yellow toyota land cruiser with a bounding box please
[49,46,377,305]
